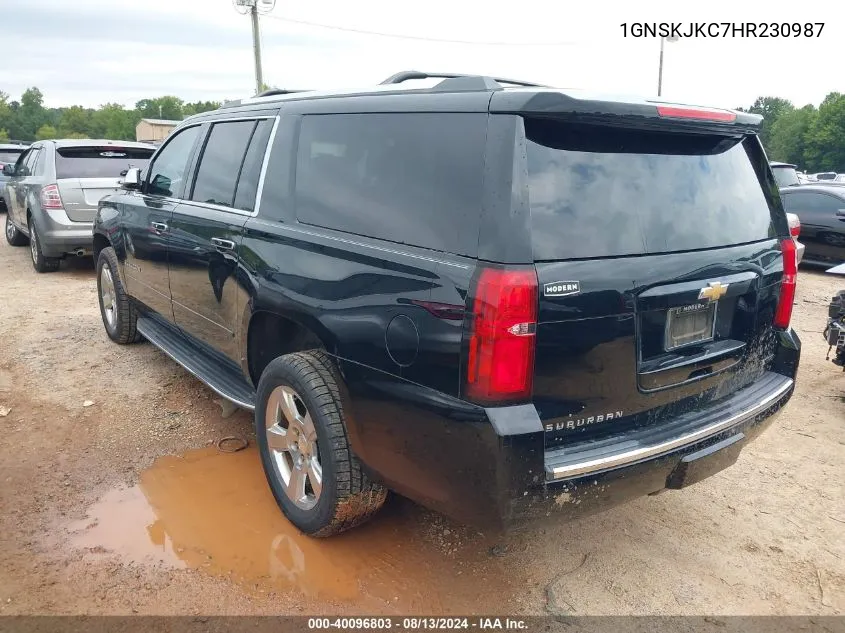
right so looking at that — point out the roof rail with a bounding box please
[256,88,308,97]
[380,70,547,90]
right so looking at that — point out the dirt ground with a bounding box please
[0,235,842,616]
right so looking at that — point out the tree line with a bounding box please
[736,93,844,173]
[0,88,220,144]
[1,87,844,173]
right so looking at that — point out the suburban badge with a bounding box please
[544,281,581,297]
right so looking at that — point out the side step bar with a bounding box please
[137,315,256,411]
[545,371,793,480]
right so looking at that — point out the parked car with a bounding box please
[780,184,845,267]
[92,71,800,537]
[770,161,802,188]
[0,142,29,212]
[3,139,155,272]
[812,172,838,182]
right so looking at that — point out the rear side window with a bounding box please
[56,146,154,179]
[524,118,777,260]
[191,120,256,207]
[771,166,799,188]
[233,119,273,212]
[293,113,486,256]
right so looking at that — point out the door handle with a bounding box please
[151,221,168,233]
[211,237,236,251]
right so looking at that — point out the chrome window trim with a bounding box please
[251,115,280,218]
[546,377,793,480]
[173,115,279,218]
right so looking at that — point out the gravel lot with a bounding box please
[0,235,842,616]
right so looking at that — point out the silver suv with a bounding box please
[3,139,155,272]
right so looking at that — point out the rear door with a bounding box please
[168,117,274,362]
[55,145,154,222]
[122,125,202,321]
[10,147,42,230]
[518,116,788,446]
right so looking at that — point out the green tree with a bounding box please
[0,129,10,142]
[768,105,817,168]
[747,96,794,149]
[135,96,184,120]
[58,105,93,137]
[18,87,48,140]
[90,103,139,141]
[182,100,221,117]
[804,92,845,172]
[35,124,58,140]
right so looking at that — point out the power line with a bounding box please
[262,13,581,46]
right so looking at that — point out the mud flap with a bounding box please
[666,432,745,489]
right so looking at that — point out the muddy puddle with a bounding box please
[65,446,517,613]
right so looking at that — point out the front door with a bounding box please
[122,125,202,321]
[168,118,271,363]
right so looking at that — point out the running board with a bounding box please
[136,315,256,411]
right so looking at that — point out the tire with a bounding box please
[28,218,60,273]
[5,213,27,246]
[255,350,387,537]
[96,246,142,344]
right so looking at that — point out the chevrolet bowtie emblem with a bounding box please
[698,281,729,302]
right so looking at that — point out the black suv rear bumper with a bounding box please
[341,328,800,530]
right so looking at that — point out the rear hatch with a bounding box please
[517,112,790,447]
[56,145,153,222]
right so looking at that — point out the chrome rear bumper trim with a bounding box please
[546,377,793,480]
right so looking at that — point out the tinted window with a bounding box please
[525,118,776,260]
[56,146,154,179]
[294,113,486,255]
[147,127,201,198]
[191,120,256,207]
[0,150,24,164]
[233,119,273,212]
[783,191,844,214]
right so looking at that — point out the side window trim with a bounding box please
[180,114,280,218]
[188,119,258,205]
[144,123,204,200]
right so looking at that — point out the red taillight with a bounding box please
[774,238,797,329]
[656,105,737,122]
[465,267,538,404]
[39,184,63,210]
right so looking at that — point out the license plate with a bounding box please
[665,302,716,350]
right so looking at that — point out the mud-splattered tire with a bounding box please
[96,246,142,344]
[256,350,387,537]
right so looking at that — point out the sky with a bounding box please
[2,0,843,111]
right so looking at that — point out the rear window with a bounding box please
[524,118,777,260]
[771,165,800,188]
[293,113,486,256]
[0,150,24,164]
[56,146,154,179]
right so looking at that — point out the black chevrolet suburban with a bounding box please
[93,72,800,537]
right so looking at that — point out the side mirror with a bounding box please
[2,164,14,176]
[121,167,141,190]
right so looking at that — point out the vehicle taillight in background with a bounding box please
[465,267,538,404]
[787,213,801,238]
[774,238,797,329]
[39,184,64,210]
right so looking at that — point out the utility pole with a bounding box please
[234,0,269,95]
[250,2,264,95]
[657,35,678,97]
